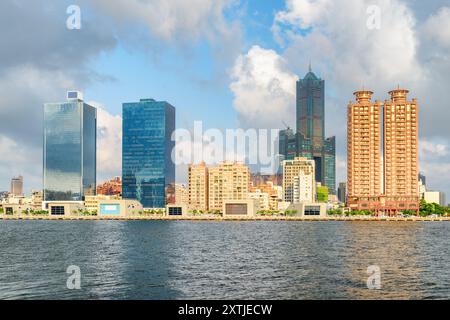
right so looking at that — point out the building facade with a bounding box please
[11,176,23,197]
[338,182,347,205]
[97,177,122,196]
[383,89,419,213]
[174,183,189,206]
[282,157,316,203]
[347,90,382,211]
[279,68,336,194]
[208,162,250,211]
[122,99,175,209]
[347,88,419,214]
[188,162,209,211]
[43,91,96,202]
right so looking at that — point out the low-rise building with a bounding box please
[286,202,327,217]
[1,204,34,215]
[85,195,122,212]
[248,189,270,211]
[97,199,143,217]
[166,204,188,217]
[223,199,258,218]
[47,202,85,216]
[424,191,446,206]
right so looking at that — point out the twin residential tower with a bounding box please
[347,88,419,213]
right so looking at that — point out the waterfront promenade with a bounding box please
[1,214,449,222]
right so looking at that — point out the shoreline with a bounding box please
[1,215,449,222]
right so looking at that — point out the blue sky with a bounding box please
[84,0,287,130]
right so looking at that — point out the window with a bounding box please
[168,207,183,216]
[305,206,321,216]
[51,206,65,215]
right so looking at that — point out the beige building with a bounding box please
[248,189,270,211]
[347,88,419,214]
[424,191,446,207]
[250,182,282,211]
[175,183,189,205]
[85,195,122,212]
[383,88,419,213]
[97,199,142,216]
[11,176,24,197]
[282,157,315,203]
[31,190,43,210]
[208,162,250,211]
[188,162,209,211]
[347,91,383,210]
[223,199,258,217]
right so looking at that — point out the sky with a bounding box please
[0,0,449,200]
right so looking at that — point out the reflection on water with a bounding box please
[0,221,449,300]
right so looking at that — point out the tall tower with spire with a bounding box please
[279,65,336,194]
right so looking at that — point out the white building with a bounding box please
[248,189,270,211]
[424,191,446,206]
[283,157,316,203]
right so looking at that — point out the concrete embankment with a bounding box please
[1,215,449,222]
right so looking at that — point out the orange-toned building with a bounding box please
[97,177,122,196]
[383,89,419,214]
[347,91,383,211]
[347,88,419,214]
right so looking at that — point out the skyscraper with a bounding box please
[383,88,419,213]
[10,176,23,197]
[347,88,419,214]
[347,91,382,211]
[43,91,96,202]
[122,98,175,208]
[338,182,347,204]
[279,67,336,194]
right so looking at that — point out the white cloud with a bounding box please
[422,7,450,50]
[87,0,239,44]
[89,102,123,184]
[419,139,449,159]
[230,45,298,129]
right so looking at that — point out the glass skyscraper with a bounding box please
[122,99,175,209]
[279,67,336,194]
[43,91,97,202]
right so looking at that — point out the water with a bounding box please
[0,220,449,300]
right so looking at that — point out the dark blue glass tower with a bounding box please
[279,67,336,194]
[43,92,97,201]
[122,99,175,208]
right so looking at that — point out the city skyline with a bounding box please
[0,0,449,200]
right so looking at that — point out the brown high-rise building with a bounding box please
[347,91,382,211]
[347,88,419,214]
[383,88,419,213]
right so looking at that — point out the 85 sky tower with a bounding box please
[279,66,336,194]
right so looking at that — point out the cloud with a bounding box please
[89,103,122,184]
[86,0,238,44]
[230,45,299,129]
[227,0,450,196]
[422,7,450,50]
[0,136,41,193]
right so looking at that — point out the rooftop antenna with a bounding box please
[282,121,290,130]
[308,60,312,73]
